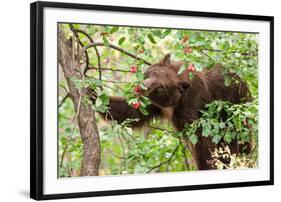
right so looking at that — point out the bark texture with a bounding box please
[58,30,100,176]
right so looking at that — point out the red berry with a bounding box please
[184,47,192,54]
[188,63,195,72]
[131,65,138,73]
[182,35,189,43]
[131,102,140,109]
[138,49,144,53]
[134,85,141,94]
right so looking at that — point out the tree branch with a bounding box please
[84,42,152,65]
[86,76,132,84]
[198,47,257,56]
[87,66,131,73]
[60,144,68,168]
[58,29,101,176]
[69,25,90,72]
[69,25,103,77]
[148,125,174,134]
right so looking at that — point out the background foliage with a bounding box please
[58,23,258,177]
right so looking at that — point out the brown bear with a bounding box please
[89,54,252,170]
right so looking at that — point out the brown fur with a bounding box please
[90,54,252,170]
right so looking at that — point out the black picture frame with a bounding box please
[30,1,274,200]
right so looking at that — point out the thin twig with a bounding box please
[87,66,131,73]
[148,125,174,134]
[60,145,68,168]
[86,76,132,84]
[59,84,69,94]
[96,48,103,81]
[179,137,190,170]
[103,150,126,159]
[195,48,215,61]
[202,48,257,56]
[146,144,180,173]
[117,134,127,172]
[120,132,132,150]
[59,93,69,108]
[66,152,73,176]
[69,25,89,71]
[103,84,119,93]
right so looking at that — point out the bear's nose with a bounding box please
[141,78,154,94]
[142,78,152,89]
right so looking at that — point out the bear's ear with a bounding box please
[177,81,190,93]
[171,61,184,70]
[160,53,171,66]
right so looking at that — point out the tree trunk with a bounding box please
[58,30,100,176]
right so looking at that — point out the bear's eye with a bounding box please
[156,87,164,93]
[151,72,158,77]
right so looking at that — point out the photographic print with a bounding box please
[31,1,273,200]
[58,23,259,177]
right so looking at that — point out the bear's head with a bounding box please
[142,54,190,108]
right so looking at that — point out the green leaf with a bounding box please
[219,122,225,129]
[140,83,148,91]
[139,106,149,116]
[103,26,110,33]
[140,101,146,108]
[101,93,109,105]
[234,115,242,131]
[94,105,108,113]
[110,26,119,34]
[103,36,109,46]
[178,65,187,75]
[189,72,194,80]
[135,72,144,81]
[194,63,203,72]
[138,36,145,45]
[87,25,96,35]
[147,33,156,44]
[86,78,102,89]
[118,37,126,45]
[140,96,151,105]
[212,135,221,144]
[128,98,138,105]
[189,134,198,145]
[151,30,162,38]
[95,97,103,107]
[191,41,205,47]
[162,29,172,37]
[221,40,230,51]
[73,24,80,29]
[224,132,232,144]
[202,125,210,137]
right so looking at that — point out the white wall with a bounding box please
[0,0,279,201]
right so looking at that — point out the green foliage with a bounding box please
[99,119,194,174]
[183,100,258,145]
[93,88,110,113]
[118,37,126,45]
[58,23,259,177]
[59,98,83,177]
